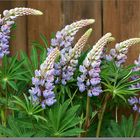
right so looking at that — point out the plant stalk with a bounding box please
[82,95,90,136]
[134,112,139,128]
[96,94,109,137]
[115,106,118,123]
[1,109,6,127]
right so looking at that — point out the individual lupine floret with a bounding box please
[106,38,140,67]
[128,96,140,113]
[129,55,140,89]
[0,7,43,58]
[77,33,113,97]
[29,48,60,109]
[55,28,92,85]
[48,19,95,55]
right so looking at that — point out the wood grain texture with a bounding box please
[63,0,102,46]
[0,0,140,64]
[27,0,63,54]
[0,1,28,55]
[103,0,140,64]
[10,1,27,55]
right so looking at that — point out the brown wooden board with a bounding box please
[27,0,63,54]
[0,0,140,62]
[103,0,140,65]
[63,0,102,48]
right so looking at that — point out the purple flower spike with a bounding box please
[129,55,140,89]
[0,7,43,59]
[77,33,112,97]
[47,20,95,86]
[128,96,140,114]
[55,28,93,85]
[29,48,60,109]
[106,38,140,67]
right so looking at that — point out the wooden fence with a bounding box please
[0,0,140,64]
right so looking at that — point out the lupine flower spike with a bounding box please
[77,33,113,97]
[130,55,140,89]
[48,19,95,55]
[29,48,60,109]
[55,28,93,85]
[0,7,43,58]
[106,38,140,67]
[128,96,140,113]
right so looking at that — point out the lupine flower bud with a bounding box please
[3,7,43,20]
[0,7,43,59]
[48,19,95,55]
[29,48,60,109]
[106,38,140,67]
[128,96,140,113]
[55,28,92,85]
[40,47,60,76]
[77,33,112,97]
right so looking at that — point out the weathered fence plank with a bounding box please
[103,0,140,64]
[0,1,27,55]
[27,0,63,53]
[0,0,140,64]
[10,1,27,54]
[63,0,102,45]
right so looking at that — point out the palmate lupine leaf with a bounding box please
[38,100,83,137]
[20,34,48,80]
[0,55,28,91]
[0,116,35,137]
[108,115,140,137]
[101,60,140,102]
[20,46,47,80]
[11,94,46,122]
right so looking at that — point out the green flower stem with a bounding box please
[83,95,90,136]
[1,109,6,127]
[1,86,8,127]
[96,94,109,137]
[134,112,139,128]
[115,106,118,123]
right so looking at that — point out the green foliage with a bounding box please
[0,27,140,138]
[11,94,46,122]
[108,115,140,137]
[20,46,47,80]
[101,61,140,104]
[0,116,35,137]
[0,54,28,92]
[20,34,48,81]
[38,100,83,137]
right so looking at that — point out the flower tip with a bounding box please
[137,38,140,43]
[88,19,95,24]
[35,10,43,15]
[108,37,115,43]
[106,32,112,36]
[86,28,93,36]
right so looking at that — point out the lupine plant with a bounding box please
[0,7,140,138]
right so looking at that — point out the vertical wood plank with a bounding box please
[0,1,11,13]
[63,0,102,46]
[103,0,140,64]
[0,1,27,55]
[27,0,63,54]
[10,1,27,55]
